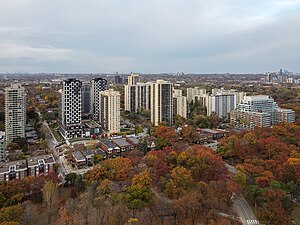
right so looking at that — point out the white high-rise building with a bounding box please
[99,90,121,134]
[212,88,246,106]
[60,79,85,139]
[231,95,295,129]
[193,93,210,108]
[173,89,187,119]
[187,87,206,103]
[127,74,141,85]
[5,84,26,145]
[90,78,107,120]
[61,79,82,126]
[237,95,279,124]
[124,82,151,112]
[151,80,173,126]
[207,94,236,118]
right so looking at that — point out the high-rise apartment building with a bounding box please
[124,82,151,112]
[173,89,187,119]
[275,108,295,123]
[187,87,206,103]
[5,84,26,145]
[82,82,91,114]
[207,94,236,118]
[60,79,83,138]
[230,110,271,129]
[99,90,121,134]
[193,94,210,108]
[61,79,82,126]
[151,80,173,126]
[90,78,107,120]
[114,75,123,84]
[127,74,140,85]
[237,95,278,124]
[212,88,246,106]
[230,95,295,129]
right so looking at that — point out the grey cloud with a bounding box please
[0,0,299,72]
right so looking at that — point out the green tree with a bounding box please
[123,185,153,218]
[64,173,77,186]
[74,175,85,192]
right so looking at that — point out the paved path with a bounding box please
[225,162,261,225]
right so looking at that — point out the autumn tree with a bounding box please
[43,180,58,224]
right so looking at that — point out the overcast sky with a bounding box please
[0,0,300,73]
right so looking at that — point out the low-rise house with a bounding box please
[0,160,27,181]
[126,137,140,147]
[27,154,55,177]
[72,151,86,169]
[81,149,95,166]
[197,128,227,140]
[94,148,107,160]
[99,139,120,158]
[112,138,132,152]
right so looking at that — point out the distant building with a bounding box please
[230,95,295,129]
[0,132,6,162]
[127,73,141,85]
[124,82,151,112]
[275,108,295,123]
[187,87,206,103]
[5,84,26,145]
[151,80,174,126]
[287,78,294,84]
[237,95,278,124]
[90,78,108,120]
[173,89,187,119]
[212,88,246,106]
[230,110,271,129]
[114,75,123,84]
[99,90,121,134]
[193,94,210,108]
[82,82,91,114]
[207,94,236,118]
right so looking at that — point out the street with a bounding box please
[233,194,260,225]
[205,141,261,225]
[42,121,67,182]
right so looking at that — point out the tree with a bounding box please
[123,185,153,218]
[0,204,23,223]
[164,166,193,199]
[74,175,85,192]
[132,170,152,189]
[43,180,58,224]
[64,173,77,186]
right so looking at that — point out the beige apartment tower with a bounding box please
[5,84,26,145]
[151,80,173,126]
[99,90,121,134]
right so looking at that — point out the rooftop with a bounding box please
[0,160,27,174]
[101,139,117,149]
[72,151,86,162]
[81,149,94,156]
[112,138,132,148]
[27,154,55,167]
[126,137,139,145]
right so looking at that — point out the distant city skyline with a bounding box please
[0,0,300,73]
